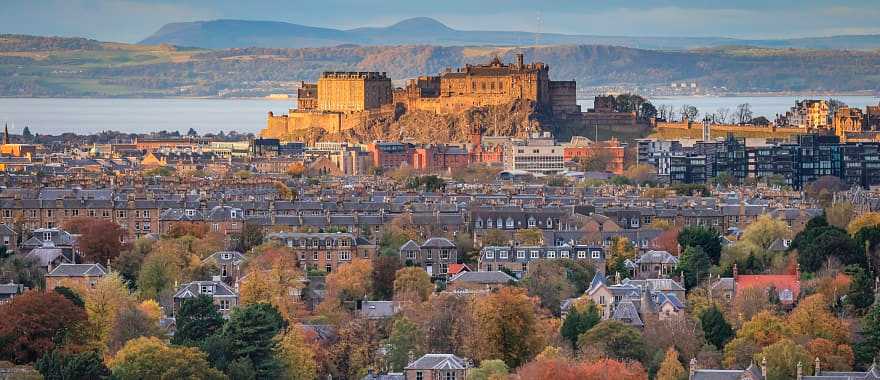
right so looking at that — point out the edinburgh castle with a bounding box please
[261,55,642,143]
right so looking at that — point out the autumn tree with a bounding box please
[578,320,646,362]
[786,294,850,343]
[723,311,791,368]
[607,236,637,275]
[234,222,265,254]
[523,260,573,315]
[405,293,474,357]
[755,339,810,380]
[276,326,318,380]
[172,294,225,345]
[472,287,544,368]
[623,164,657,184]
[848,212,880,236]
[467,359,508,380]
[393,267,432,302]
[321,259,373,313]
[481,229,509,246]
[826,202,855,229]
[108,304,163,354]
[63,217,124,265]
[239,244,304,320]
[678,226,722,264]
[806,338,854,371]
[136,247,179,300]
[373,255,403,300]
[642,315,706,371]
[79,272,134,351]
[115,237,154,287]
[740,214,792,255]
[0,291,87,363]
[328,318,384,379]
[515,228,544,246]
[656,347,686,380]
[109,337,225,380]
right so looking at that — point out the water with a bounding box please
[0,96,878,135]
[0,98,294,135]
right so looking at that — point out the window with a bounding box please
[143,210,150,218]
[312,252,319,261]
[547,250,556,258]
[546,218,553,228]
[486,251,494,259]
[71,209,78,216]
[30,210,37,218]
[561,250,569,258]
[43,232,52,241]
[530,250,539,259]
[117,210,126,218]
[592,251,601,259]
[325,264,332,273]
[102,210,110,218]
[445,371,456,380]
[517,250,525,259]
[577,251,586,259]
[2,210,9,218]
[506,218,514,229]
[200,285,213,294]
[416,371,423,380]
[47,210,54,217]
[212,223,219,232]
[340,251,351,261]
[527,217,536,227]
[475,219,483,228]
[219,299,230,310]
[499,250,508,259]
[406,250,416,260]
[221,264,228,277]
[326,252,332,261]
[186,210,195,217]
[599,295,606,305]
[440,249,449,260]
[88,210,96,217]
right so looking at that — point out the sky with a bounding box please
[3,0,880,43]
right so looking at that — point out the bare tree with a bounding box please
[736,103,753,124]
[716,107,731,124]
[680,104,699,121]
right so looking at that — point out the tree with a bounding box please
[578,320,646,362]
[856,302,880,366]
[679,246,711,288]
[22,126,32,139]
[221,303,286,378]
[740,214,792,255]
[115,237,154,287]
[36,350,110,380]
[171,295,224,345]
[623,164,657,184]
[806,338,854,371]
[755,339,810,380]
[482,229,509,246]
[386,317,423,372]
[276,326,317,380]
[640,102,658,120]
[657,347,686,380]
[578,358,648,380]
[805,176,848,206]
[239,245,304,320]
[373,255,403,300]
[322,259,373,311]
[515,228,544,245]
[678,226,722,264]
[62,217,124,265]
[467,359,508,380]
[81,272,133,350]
[826,202,855,229]
[561,302,600,350]
[846,265,875,313]
[795,225,862,273]
[723,311,791,368]
[109,337,225,380]
[234,222,264,254]
[736,103,753,124]
[607,236,637,276]
[137,248,178,300]
[327,318,384,379]
[108,303,162,354]
[523,260,573,315]
[393,267,432,302]
[0,254,43,289]
[848,212,880,236]
[472,287,544,368]
[680,104,699,120]
[0,291,87,363]
[700,305,733,350]
[187,127,198,137]
[786,294,850,343]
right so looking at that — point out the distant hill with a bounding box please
[2,34,880,97]
[139,17,880,51]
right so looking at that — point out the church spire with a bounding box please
[3,123,8,145]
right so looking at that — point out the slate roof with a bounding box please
[421,237,455,249]
[359,301,398,319]
[173,280,237,299]
[448,271,517,284]
[634,250,678,265]
[46,263,107,277]
[611,300,644,327]
[399,240,420,252]
[405,354,470,370]
[25,247,68,267]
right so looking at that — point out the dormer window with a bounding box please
[231,210,238,218]
[200,284,213,294]
[506,218,514,229]
[43,232,52,241]
[222,253,231,260]
[546,218,553,228]
[186,209,195,217]
[527,217,536,228]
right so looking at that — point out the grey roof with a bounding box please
[405,354,470,370]
[449,271,517,284]
[203,251,245,265]
[0,283,24,295]
[359,301,398,319]
[420,237,455,249]
[634,250,678,265]
[691,370,751,380]
[611,300,644,327]
[25,247,68,267]
[173,280,237,299]
[399,240,420,252]
[46,263,107,277]
[362,374,404,380]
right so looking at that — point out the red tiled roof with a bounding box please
[447,263,471,275]
[735,274,800,304]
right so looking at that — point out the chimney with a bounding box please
[689,358,697,380]
[797,361,803,380]
[761,357,767,379]
[814,357,820,376]
[733,263,738,280]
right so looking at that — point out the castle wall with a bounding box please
[317,73,392,112]
[549,81,579,115]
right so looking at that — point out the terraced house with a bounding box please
[267,232,376,273]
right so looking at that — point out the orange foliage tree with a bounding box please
[516,358,647,380]
[0,291,88,363]
[63,217,125,264]
[471,287,544,368]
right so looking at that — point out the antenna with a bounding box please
[534,11,542,62]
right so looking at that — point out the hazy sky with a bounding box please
[3,0,880,43]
